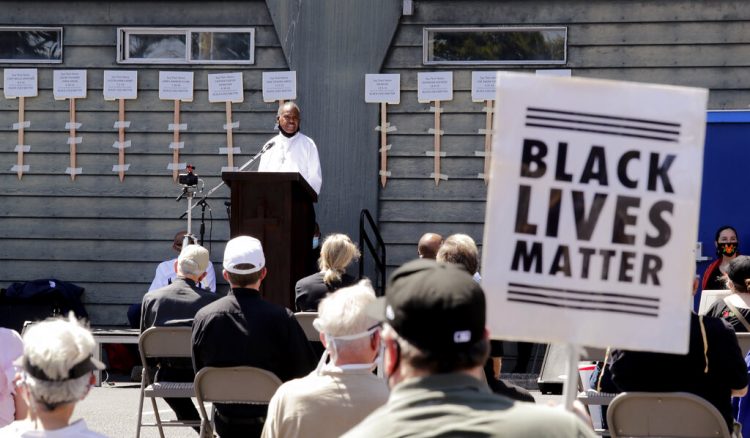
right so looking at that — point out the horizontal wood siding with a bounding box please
[0,1,281,325]
[379,0,749,274]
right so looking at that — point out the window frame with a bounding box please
[0,26,63,64]
[117,27,255,65]
[422,26,567,66]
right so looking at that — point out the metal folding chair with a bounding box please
[135,326,199,438]
[194,366,283,438]
[607,391,731,438]
[293,311,320,342]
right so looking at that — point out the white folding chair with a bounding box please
[293,311,320,342]
[607,391,731,438]
[135,326,199,438]
[194,366,282,438]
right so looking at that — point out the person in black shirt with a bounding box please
[702,225,740,291]
[295,233,359,312]
[192,236,317,438]
[610,312,748,431]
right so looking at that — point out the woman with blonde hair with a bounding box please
[295,233,360,311]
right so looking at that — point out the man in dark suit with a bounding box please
[192,235,317,438]
[141,244,218,425]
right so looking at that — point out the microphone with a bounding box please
[262,141,275,153]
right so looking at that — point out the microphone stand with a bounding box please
[179,140,275,220]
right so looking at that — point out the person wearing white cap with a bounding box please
[140,243,218,425]
[0,315,107,437]
[192,235,317,438]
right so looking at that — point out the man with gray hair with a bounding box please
[140,243,218,426]
[0,315,107,437]
[262,281,388,438]
[436,233,480,281]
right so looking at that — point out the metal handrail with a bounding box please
[359,209,386,296]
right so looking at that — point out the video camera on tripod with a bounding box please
[179,164,199,188]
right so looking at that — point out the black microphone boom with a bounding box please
[179,139,276,219]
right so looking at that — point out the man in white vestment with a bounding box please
[259,102,322,195]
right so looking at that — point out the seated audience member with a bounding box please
[342,259,595,438]
[417,233,442,259]
[126,231,217,328]
[0,328,23,427]
[437,233,533,378]
[192,235,317,438]
[0,315,107,437]
[436,233,481,282]
[140,243,218,425]
[262,280,389,438]
[150,231,217,292]
[295,233,360,312]
[610,312,748,432]
[708,255,750,332]
[703,225,740,291]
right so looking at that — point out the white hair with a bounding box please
[316,280,377,355]
[177,245,209,277]
[22,315,95,409]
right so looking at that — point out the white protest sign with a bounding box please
[365,74,400,104]
[103,70,138,100]
[4,69,38,98]
[208,72,244,103]
[418,71,452,102]
[472,71,497,102]
[159,71,194,101]
[53,70,87,100]
[262,71,296,102]
[482,72,707,354]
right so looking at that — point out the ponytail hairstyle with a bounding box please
[319,234,360,285]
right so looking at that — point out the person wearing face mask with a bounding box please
[702,225,740,291]
[295,233,360,312]
[261,281,388,438]
[707,255,750,333]
[342,259,595,438]
[258,102,322,195]
[0,315,107,437]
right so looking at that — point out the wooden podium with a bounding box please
[222,171,317,309]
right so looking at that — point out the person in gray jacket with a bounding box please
[343,259,595,438]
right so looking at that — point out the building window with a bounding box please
[423,26,566,65]
[0,27,63,63]
[117,28,254,64]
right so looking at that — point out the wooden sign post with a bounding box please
[208,72,244,172]
[104,70,138,182]
[418,72,452,186]
[4,68,38,180]
[159,71,194,181]
[54,70,87,180]
[472,71,498,185]
[365,74,400,187]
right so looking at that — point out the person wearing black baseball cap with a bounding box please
[0,315,107,437]
[343,259,595,438]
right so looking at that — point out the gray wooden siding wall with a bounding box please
[0,1,286,325]
[380,0,750,273]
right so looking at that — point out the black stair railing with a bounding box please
[358,209,386,296]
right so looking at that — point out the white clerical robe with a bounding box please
[258,132,322,194]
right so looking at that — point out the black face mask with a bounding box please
[278,122,300,138]
[717,242,739,258]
